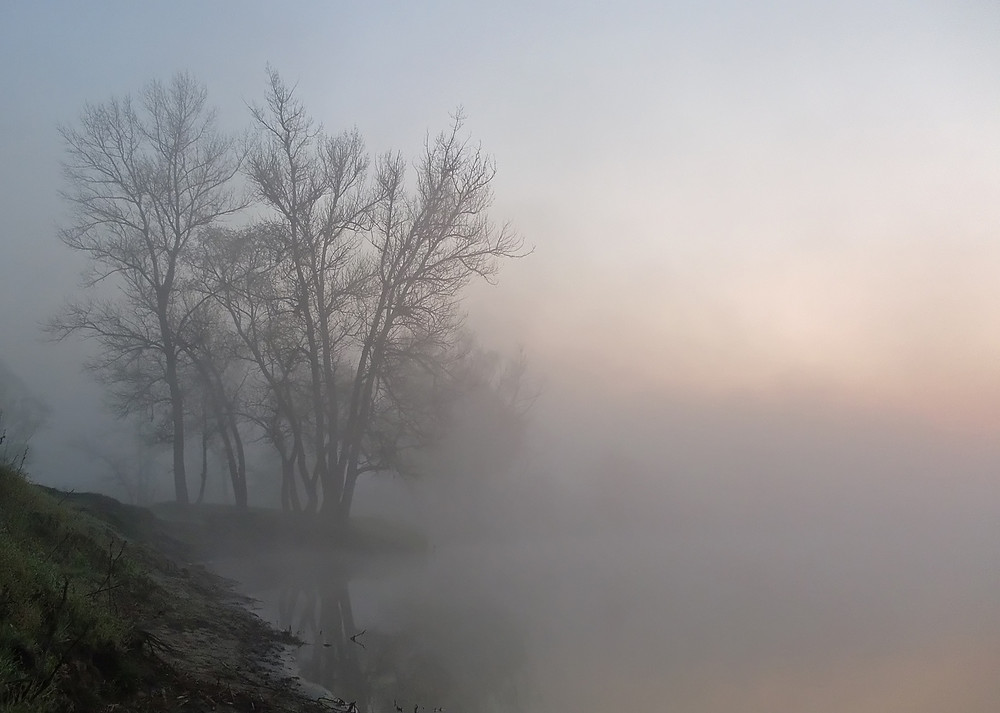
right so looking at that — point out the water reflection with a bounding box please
[222,553,532,713]
[278,575,370,706]
[214,519,1000,713]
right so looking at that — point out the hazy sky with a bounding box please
[3,0,1000,481]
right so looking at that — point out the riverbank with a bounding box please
[149,501,427,562]
[0,464,355,712]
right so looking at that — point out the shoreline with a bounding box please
[1,470,349,712]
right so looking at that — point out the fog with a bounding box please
[3,1,1000,711]
[209,384,1000,711]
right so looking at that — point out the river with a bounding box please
[209,506,1000,713]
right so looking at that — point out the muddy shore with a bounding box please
[17,485,357,712]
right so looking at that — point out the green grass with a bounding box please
[0,464,151,711]
[0,460,342,713]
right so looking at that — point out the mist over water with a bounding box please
[211,383,1000,713]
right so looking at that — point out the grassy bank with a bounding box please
[0,462,147,710]
[0,464,330,712]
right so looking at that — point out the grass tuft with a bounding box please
[0,464,148,711]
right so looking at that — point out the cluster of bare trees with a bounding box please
[49,71,526,523]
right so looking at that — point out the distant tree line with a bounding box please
[0,357,49,470]
[48,70,528,523]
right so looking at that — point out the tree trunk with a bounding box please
[219,399,248,509]
[294,434,318,513]
[197,414,208,504]
[231,418,248,509]
[336,459,359,527]
[319,457,345,517]
[280,454,301,512]
[216,415,247,509]
[164,348,189,505]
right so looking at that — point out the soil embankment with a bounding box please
[0,466,351,712]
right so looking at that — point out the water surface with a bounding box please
[213,504,1000,713]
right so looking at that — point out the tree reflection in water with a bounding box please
[270,558,532,713]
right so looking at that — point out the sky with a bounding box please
[2,0,1000,483]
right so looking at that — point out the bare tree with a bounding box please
[196,222,318,511]
[243,70,373,514]
[165,70,528,522]
[182,300,252,508]
[48,73,242,504]
[237,72,526,522]
[330,115,526,521]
